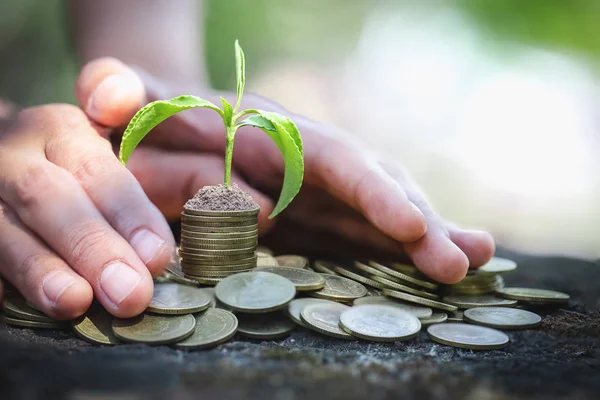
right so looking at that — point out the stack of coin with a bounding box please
[442,257,514,295]
[179,205,260,284]
[2,296,68,330]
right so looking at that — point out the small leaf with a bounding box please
[119,95,222,165]
[234,40,246,112]
[220,97,234,126]
[239,111,304,218]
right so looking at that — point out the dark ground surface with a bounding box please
[0,248,599,400]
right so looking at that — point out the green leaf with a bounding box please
[234,40,246,112]
[239,112,304,218]
[119,95,222,165]
[220,97,234,126]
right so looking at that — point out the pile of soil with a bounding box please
[184,184,259,211]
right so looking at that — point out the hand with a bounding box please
[77,58,495,284]
[0,103,176,319]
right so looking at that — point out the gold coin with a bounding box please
[3,296,54,323]
[182,262,256,272]
[476,257,517,274]
[182,206,260,217]
[181,230,258,240]
[463,307,542,330]
[147,283,212,315]
[419,312,448,326]
[332,266,388,290]
[367,261,438,290]
[286,298,336,327]
[382,289,458,312]
[215,271,296,313]
[312,260,338,275]
[300,302,354,340]
[274,255,309,269]
[496,287,569,303]
[353,261,390,279]
[308,274,368,302]
[112,313,196,345]
[442,294,517,309]
[370,275,439,300]
[255,267,325,291]
[183,275,223,285]
[72,303,119,345]
[175,308,238,349]
[339,305,421,342]
[353,296,432,319]
[236,312,296,340]
[180,224,258,234]
[4,316,68,330]
[180,238,258,250]
[427,323,509,350]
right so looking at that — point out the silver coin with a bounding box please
[477,257,517,274]
[419,312,448,326]
[286,298,337,327]
[464,307,542,330]
[353,296,432,319]
[427,323,509,350]
[174,308,238,349]
[339,305,421,342]
[300,302,354,340]
[236,312,296,339]
[112,314,196,345]
[146,283,212,315]
[442,294,518,309]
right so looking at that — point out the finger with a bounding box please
[0,156,153,317]
[447,225,496,268]
[45,128,175,277]
[125,146,276,234]
[0,201,93,319]
[0,278,4,304]
[76,57,146,129]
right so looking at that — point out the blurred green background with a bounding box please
[0,0,598,259]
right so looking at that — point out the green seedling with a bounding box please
[118,41,304,218]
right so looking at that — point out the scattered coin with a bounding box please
[353,296,432,319]
[256,246,274,255]
[147,283,212,315]
[312,260,338,275]
[300,302,354,340]
[464,307,542,330]
[367,261,438,290]
[4,316,68,330]
[72,303,119,345]
[215,271,296,313]
[175,308,238,349]
[383,289,458,313]
[370,275,439,300]
[255,267,325,291]
[427,323,509,350]
[339,305,421,342]
[3,296,54,323]
[112,314,196,345]
[446,311,464,322]
[332,266,387,290]
[309,274,368,302]
[236,312,296,339]
[496,287,570,303]
[183,275,223,285]
[286,298,336,327]
[419,312,448,326]
[476,257,517,274]
[275,255,309,269]
[256,252,279,267]
[162,271,201,287]
[442,294,518,309]
[199,288,217,308]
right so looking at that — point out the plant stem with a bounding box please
[224,125,235,186]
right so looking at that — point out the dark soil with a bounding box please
[184,184,258,211]
[0,247,598,400]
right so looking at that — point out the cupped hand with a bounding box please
[77,58,495,284]
[0,104,176,319]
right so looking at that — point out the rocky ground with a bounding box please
[1,248,598,400]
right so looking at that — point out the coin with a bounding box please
[4,316,68,330]
[181,224,258,234]
[367,261,438,290]
[332,266,387,290]
[256,252,279,268]
[254,267,325,291]
[183,275,223,285]
[339,305,421,342]
[147,283,212,315]
[182,269,252,278]
[175,308,238,349]
[3,296,54,323]
[180,238,258,250]
[442,294,518,309]
[183,206,260,217]
[300,302,354,340]
[181,213,258,224]
[476,257,517,274]
[353,296,433,319]
[308,274,368,302]
[447,311,464,322]
[286,298,336,327]
[162,271,200,287]
[496,287,569,303]
[181,255,257,267]
[182,262,256,272]
[179,246,257,257]
[370,275,439,300]
[275,255,309,269]
[236,312,296,339]
[181,230,258,240]
[199,287,217,308]
[312,260,338,275]
[427,323,509,350]
[112,314,196,345]
[419,312,448,326]
[215,271,296,313]
[353,261,389,279]
[382,289,458,312]
[256,246,274,255]
[464,307,542,330]
[72,303,119,345]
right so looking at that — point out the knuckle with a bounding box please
[17,253,54,286]
[19,104,88,133]
[70,152,113,188]
[66,219,113,272]
[10,163,58,213]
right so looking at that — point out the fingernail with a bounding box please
[130,229,167,265]
[100,262,141,306]
[86,74,128,121]
[42,270,78,305]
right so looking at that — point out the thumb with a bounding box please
[76,57,147,130]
